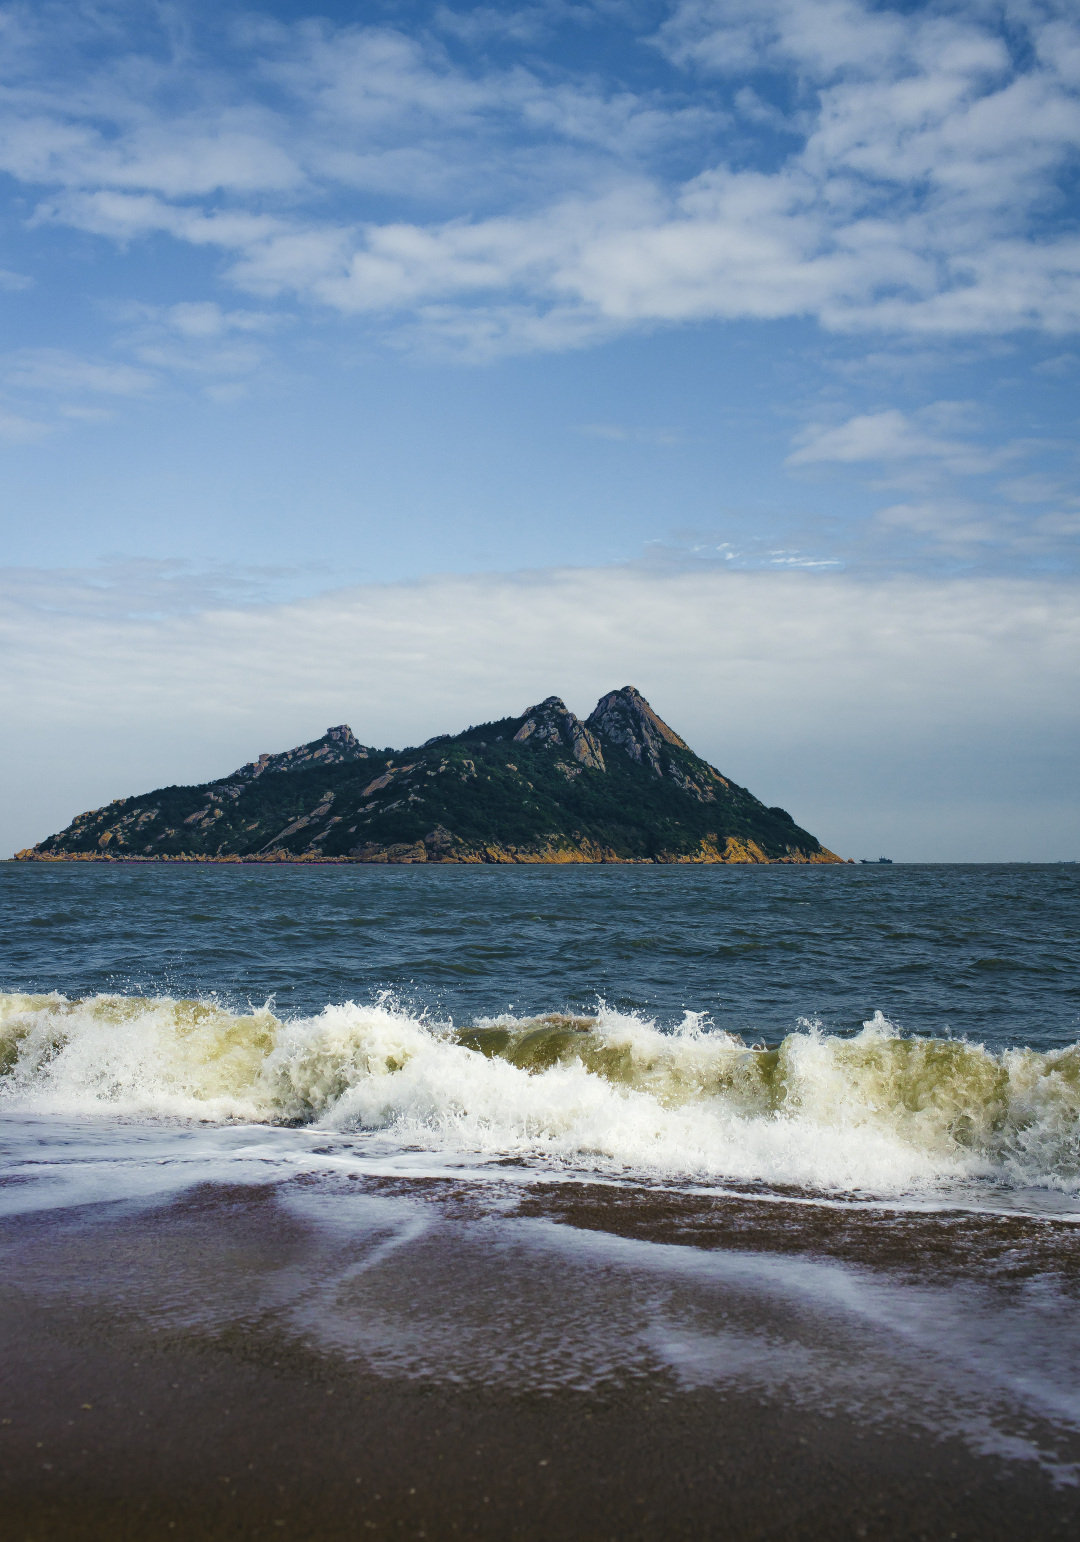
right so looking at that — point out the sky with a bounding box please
[2,0,1079,860]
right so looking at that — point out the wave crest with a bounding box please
[2,993,1078,1196]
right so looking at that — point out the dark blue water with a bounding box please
[3,862,1077,1050]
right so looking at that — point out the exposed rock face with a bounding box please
[16,688,845,866]
[512,697,605,771]
[232,724,371,781]
[584,686,721,802]
[586,687,688,776]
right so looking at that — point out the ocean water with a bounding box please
[2,860,1078,1206]
[4,860,1080,1498]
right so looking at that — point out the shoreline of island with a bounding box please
[13,842,847,865]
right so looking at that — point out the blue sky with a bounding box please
[2,0,1079,859]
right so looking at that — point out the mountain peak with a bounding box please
[586,687,689,775]
[231,723,372,782]
[513,697,605,771]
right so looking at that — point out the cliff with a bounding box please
[15,688,843,865]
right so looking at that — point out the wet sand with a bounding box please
[3,1174,1080,1541]
[513,1179,1080,1281]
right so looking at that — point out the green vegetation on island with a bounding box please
[16,688,843,865]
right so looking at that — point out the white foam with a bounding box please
[2,992,1079,1200]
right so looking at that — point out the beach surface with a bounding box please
[4,1153,1080,1540]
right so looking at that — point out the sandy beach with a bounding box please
[4,1168,1080,1541]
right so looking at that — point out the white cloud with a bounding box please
[761,550,840,569]
[58,404,113,423]
[0,345,154,437]
[578,421,687,446]
[0,306,282,431]
[130,339,264,377]
[2,3,1079,354]
[0,111,303,197]
[161,301,277,339]
[2,560,1077,861]
[781,398,1080,557]
[202,380,250,404]
[870,493,1080,559]
[1033,352,1079,376]
[106,299,281,388]
[3,348,154,396]
[33,189,289,251]
[1031,510,1080,539]
[655,0,911,78]
[0,405,50,442]
[998,474,1076,506]
[873,498,1011,547]
[787,406,1017,476]
[433,4,582,47]
[0,557,321,619]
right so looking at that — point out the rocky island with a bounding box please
[16,687,843,864]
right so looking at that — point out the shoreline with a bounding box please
[12,849,846,866]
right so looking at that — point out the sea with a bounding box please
[3,859,1080,1508]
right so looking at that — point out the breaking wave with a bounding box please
[2,992,1079,1198]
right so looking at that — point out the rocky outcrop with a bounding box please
[232,724,372,781]
[586,687,724,802]
[512,697,605,771]
[586,687,688,775]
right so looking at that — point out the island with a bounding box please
[15,687,843,865]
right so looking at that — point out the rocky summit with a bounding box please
[16,688,843,865]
